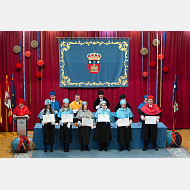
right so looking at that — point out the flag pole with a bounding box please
[160,34,162,107]
[13,115,14,133]
[6,107,8,137]
[173,121,175,130]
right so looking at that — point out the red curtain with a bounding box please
[0,31,190,131]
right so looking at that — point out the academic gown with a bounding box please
[138,102,146,121]
[38,109,56,145]
[114,102,132,112]
[115,108,134,143]
[139,103,161,141]
[94,108,112,143]
[75,109,94,145]
[93,97,110,110]
[51,100,60,123]
[58,108,75,144]
[70,100,82,117]
[12,105,31,116]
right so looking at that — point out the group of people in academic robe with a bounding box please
[12,90,161,153]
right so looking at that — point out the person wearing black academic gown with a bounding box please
[139,95,161,151]
[115,99,134,151]
[75,101,94,151]
[38,99,56,153]
[114,94,132,112]
[57,98,75,152]
[94,100,112,151]
[93,90,110,111]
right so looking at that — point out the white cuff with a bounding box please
[77,121,82,127]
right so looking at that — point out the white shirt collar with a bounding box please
[51,100,55,102]
[149,104,152,107]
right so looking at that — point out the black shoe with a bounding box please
[127,147,131,151]
[80,147,84,151]
[99,147,103,151]
[44,146,47,152]
[143,147,147,151]
[66,144,69,152]
[119,146,123,151]
[64,149,67,152]
[154,147,158,151]
[105,148,108,151]
[50,145,53,152]
[86,146,90,151]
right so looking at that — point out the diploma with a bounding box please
[61,114,73,122]
[145,116,157,124]
[82,118,93,126]
[43,114,55,123]
[98,114,109,122]
[118,118,129,126]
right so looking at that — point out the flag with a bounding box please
[172,75,179,121]
[0,83,2,127]
[4,75,12,125]
[11,74,16,112]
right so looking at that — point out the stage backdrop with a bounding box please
[0,31,190,131]
[59,38,130,87]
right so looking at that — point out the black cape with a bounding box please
[115,117,133,143]
[139,109,161,141]
[94,122,112,143]
[93,97,110,110]
[114,102,132,111]
[76,118,91,145]
[60,123,72,144]
[42,122,55,145]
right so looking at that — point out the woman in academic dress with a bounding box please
[38,99,56,153]
[94,100,112,151]
[57,98,75,152]
[115,99,134,151]
[75,101,94,151]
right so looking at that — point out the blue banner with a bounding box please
[11,74,16,111]
[58,38,130,88]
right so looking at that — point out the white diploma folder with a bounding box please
[145,116,157,124]
[118,118,129,126]
[82,118,93,127]
[61,114,73,123]
[43,114,55,123]
[98,114,109,122]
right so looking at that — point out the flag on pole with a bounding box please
[11,74,16,112]
[4,75,12,125]
[0,83,3,127]
[172,75,179,121]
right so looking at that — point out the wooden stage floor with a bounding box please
[0,129,190,158]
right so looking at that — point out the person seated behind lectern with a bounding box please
[93,90,110,111]
[12,98,31,120]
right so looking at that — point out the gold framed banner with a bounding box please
[58,38,130,88]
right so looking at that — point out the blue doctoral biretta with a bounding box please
[50,91,56,96]
[100,100,107,105]
[45,99,51,105]
[144,95,148,99]
[63,98,69,103]
[82,101,88,106]
[120,99,126,105]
